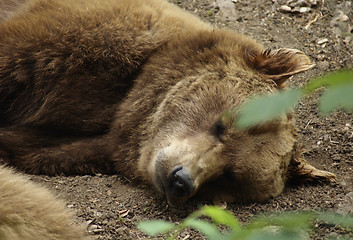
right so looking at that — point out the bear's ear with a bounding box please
[246,48,315,88]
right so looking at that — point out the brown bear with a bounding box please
[0,166,86,240]
[0,0,335,205]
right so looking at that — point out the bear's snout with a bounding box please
[154,154,196,205]
[167,166,194,199]
[150,135,225,205]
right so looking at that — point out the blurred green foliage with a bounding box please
[236,70,353,129]
[138,206,353,239]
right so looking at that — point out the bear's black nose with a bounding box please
[168,166,194,197]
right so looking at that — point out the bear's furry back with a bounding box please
[0,0,201,133]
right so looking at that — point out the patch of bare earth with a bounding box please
[30,0,352,239]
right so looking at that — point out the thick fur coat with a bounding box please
[0,166,86,240]
[0,0,335,206]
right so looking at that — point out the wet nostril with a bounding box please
[172,166,183,175]
[168,166,194,197]
[174,178,183,187]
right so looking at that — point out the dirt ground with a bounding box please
[28,0,353,239]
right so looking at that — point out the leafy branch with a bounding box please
[138,206,353,239]
[236,70,353,129]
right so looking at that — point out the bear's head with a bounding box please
[138,31,335,205]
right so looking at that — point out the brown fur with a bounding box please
[0,0,29,21]
[0,166,86,240]
[0,0,335,205]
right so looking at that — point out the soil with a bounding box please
[28,0,353,239]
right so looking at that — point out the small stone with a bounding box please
[309,0,317,6]
[87,224,98,233]
[343,36,351,44]
[279,5,291,12]
[93,228,105,233]
[317,38,328,45]
[299,7,310,13]
[337,11,349,22]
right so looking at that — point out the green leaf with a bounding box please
[319,82,353,115]
[137,220,176,236]
[200,206,241,232]
[247,230,306,240]
[248,212,313,231]
[317,212,353,229]
[236,89,302,129]
[184,218,222,240]
[303,70,353,94]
